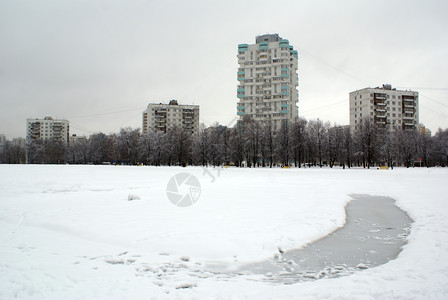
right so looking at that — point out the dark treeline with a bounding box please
[2,117,448,167]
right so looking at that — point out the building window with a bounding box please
[392,113,396,117]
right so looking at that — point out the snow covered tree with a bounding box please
[290,118,307,167]
[307,119,329,167]
[431,128,448,167]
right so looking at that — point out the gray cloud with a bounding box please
[1,0,447,138]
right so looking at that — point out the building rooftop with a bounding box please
[350,84,418,94]
[255,33,282,44]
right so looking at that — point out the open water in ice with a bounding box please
[210,194,413,283]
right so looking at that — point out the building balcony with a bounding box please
[281,91,289,96]
[281,73,289,78]
[375,108,386,112]
[259,41,268,50]
[237,77,245,81]
[237,111,245,116]
[281,109,289,114]
[238,44,249,52]
[375,102,386,106]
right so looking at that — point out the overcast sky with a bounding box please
[1,0,447,139]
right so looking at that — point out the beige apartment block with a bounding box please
[349,84,419,132]
[26,116,70,144]
[142,100,199,135]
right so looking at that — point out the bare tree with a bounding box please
[290,118,307,167]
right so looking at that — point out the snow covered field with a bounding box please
[1,165,447,299]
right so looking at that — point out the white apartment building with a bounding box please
[142,100,200,135]
[26,116,70,143]
[236,34,299,130]
[349,84,419,132]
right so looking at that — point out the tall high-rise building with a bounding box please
[142,100,200,135]
[349,84,419,132]
[26,116,70,144]
[236,34,299,130]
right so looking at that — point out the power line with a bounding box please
[300,99,347,114]
[69,121,94,135]
[296,47,372,86]
[66,106,144,119]
[420,94,448,109]
[420,104,448,119]
[396,87,448,91]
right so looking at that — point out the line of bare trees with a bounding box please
[2,117,447,167]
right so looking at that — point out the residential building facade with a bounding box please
[349,84,419,132]
[142,100,200,135]
[69,134,88,144]
[418,123,432,137]
[236,33,299,130]
[26,116,70,143]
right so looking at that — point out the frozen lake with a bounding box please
[228,194,413,283]
[0,165,447,299]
